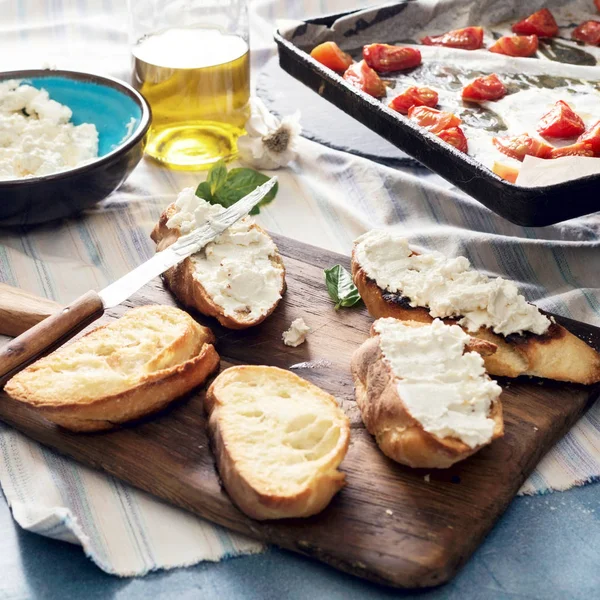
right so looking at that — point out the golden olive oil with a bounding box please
[132,27,250,170]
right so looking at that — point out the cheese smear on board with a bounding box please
[166,188,284,320]
[355,230,550,336]
[374,318,501,448]
[0,79,98,180]
[282,317,311,347]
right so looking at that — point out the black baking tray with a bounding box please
[274,4,600,227]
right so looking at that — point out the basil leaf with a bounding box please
[195,180,213,202]
[207,159,228,195]
[324,264,361,310]
[214,168,278,213]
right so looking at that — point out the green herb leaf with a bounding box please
[215,168,278,214]
[324,264,361,310]
[195,180,213,202]
[195,162,278,214]
[207,159,228,195]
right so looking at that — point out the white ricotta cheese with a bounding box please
[355,230,550,337]
[0,79,98,181]
[282,317,311,347]
[166,188,285,321]
[374,318,501,448]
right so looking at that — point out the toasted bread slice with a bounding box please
[151,190,286,330]
[4,305,219,432]
[352,249,600,385]
[351,319,504,469]
[205,365,350,520]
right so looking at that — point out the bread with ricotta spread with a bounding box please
[151,188,286,330]
[351,318,503,469]
[352,230,600,384]
[4,305,219,432]
[205,365,350,520]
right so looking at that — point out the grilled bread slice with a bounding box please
[351,319,503,469]
[151,189,286,330]
[205,365,350,520]
[352,244,600,385]
[4,305,219,432]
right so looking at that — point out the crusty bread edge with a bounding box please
[351,249,600,385]
[205,365,350,520]
[5,311,220,433]
[351,326,503,469]
[151,204,286,330]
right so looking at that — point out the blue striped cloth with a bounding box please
[0,0,599,576]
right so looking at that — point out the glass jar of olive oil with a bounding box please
[128,0,250,170]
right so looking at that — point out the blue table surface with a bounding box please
[2,481,599,600]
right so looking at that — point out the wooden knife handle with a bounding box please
[0,290,104,387]
[0,283,62,337]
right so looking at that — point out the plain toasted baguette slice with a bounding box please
[352,251,600,385]
[151,202,286,330]
[351,320,504,469]
[205,365,350,520]
[4,305,219,432]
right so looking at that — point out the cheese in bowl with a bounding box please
[0,79,99,180]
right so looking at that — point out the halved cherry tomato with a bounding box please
[388,87,438,114]
[537,100,585,139]
[408,106,461,133]
[550,142,595,158]
[578,120,600,155]
[421,27,484,50]
[488,35,539,57]
[492,162,520,183]
[363,44,422,73]
[572,21,600,45]
[492,134,553,161]
[462,74,507,102]
[512,9,558,37]
[310,42,353,73]
[437,126,468,152]
[343,60,386,98]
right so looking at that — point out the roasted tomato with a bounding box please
[492,134,553,161]
[388,86,438,114]
[437,126,468,152]
[550,142,595,158]
[421,27,484,50]
[572,21,600,45]
[363,44,422,73]
[310,42,353,73]
[578,120,600,155]
[492,162,520,183]
[462,74,507,102]
[408,106,461,133]
[512,9,558,38]
[488,35,538,57]
[537,100,585,139]
[343,60,386,97]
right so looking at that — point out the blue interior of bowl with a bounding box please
[21,76,143,157]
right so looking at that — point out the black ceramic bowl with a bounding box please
[0,69,151,226]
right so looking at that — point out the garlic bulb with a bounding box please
[237,97,301,169]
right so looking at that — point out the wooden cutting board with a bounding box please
[0,234,599,588]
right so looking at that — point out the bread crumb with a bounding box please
[385,509,393,516]
[533,426,539,431]
[282,317,311,347]
[424,474,431,482]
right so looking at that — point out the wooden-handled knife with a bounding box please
[0,177,277,387]
[0,283,61,337]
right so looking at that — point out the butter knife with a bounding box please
[0,177,277,386]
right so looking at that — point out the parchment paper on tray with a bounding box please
[281,0,600,183]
